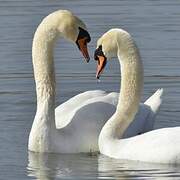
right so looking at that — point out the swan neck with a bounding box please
[100,38,143,143]
[32,24,58,127]
[28,20,60,152]
[117,48,143,135]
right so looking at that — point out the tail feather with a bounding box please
[144,88,163,114]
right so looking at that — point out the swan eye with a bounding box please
[94,45,105,61]
[76,27,91,43]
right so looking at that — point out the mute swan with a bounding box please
[28,10,93,153]
[95,29,180,164]
[28,10,162,153]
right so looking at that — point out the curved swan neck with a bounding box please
[28,17,59,152]
[99,33,144,141]
[32,22,58,124]
[33,28,57,96]
[117,35,143,114]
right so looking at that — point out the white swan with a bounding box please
[28,10,162,153]
[96,28,180,164]
[28,10,92,153]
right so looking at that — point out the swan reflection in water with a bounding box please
[98,155,180,179]
[27,151,98,179]
[27,152,180,179]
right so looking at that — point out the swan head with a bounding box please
[94,29,129,78]
[60,10,91,62]
[50,10,91,62]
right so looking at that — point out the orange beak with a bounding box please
[77,37,90,62]
[96,55,107,79]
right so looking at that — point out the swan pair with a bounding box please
[29,10,167,163]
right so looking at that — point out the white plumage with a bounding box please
[97,29,178,164]
[29,11,163,153]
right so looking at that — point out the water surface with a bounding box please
[0,0,180,179]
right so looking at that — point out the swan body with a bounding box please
[95,29,179,164]
[106,127,180,164]
[29,10,162,153]
[55,89,163,138]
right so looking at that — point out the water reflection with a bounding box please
[98,155,180,179]
[27,152,180,179]
[28,152,60,180]
[27,151,98,179]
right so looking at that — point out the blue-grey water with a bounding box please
[0,0,180,179]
